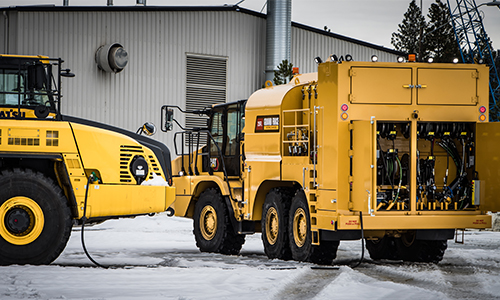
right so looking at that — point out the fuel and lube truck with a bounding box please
[164,57,500,264]
[0,55,175,265]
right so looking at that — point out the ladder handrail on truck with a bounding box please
[0,55,176,265]
[165,57,500,265]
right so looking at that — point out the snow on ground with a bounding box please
[1,214,500,300]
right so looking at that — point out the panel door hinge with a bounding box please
[472,71,479,79]
[349,94,355,103]
[471,96,478,104]
[349,69,356,77]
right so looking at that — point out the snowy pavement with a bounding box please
[1,214,500,300]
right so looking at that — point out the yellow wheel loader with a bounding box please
[164,56,500,265]
[0,55,175,265]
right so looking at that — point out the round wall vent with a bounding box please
[95,43,129,73]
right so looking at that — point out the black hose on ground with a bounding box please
[351,211,364,268]
[81,174,109,269]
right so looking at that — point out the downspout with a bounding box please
[3,11,8,54]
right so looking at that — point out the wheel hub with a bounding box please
[200,205,217,241]
[0,196,44,245]
[401,231,416,247]
[293,208,307,247]
[266,207,279,245]
[5,207,32,234]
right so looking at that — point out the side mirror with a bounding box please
[161,106,175,132]
[165,108,174,131]
[137,122,157,136]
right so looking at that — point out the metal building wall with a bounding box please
[291,24,399,74]
[4,8,266,149]
[1,7,399,152]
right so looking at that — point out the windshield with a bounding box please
[0,67,51,107]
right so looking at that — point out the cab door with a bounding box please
[223,104,244,176]
[476,122,500,211]
[208,103,244,176]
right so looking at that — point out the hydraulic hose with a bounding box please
[81,174,108,269]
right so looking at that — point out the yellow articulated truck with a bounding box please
[0,55,175,265]
[165,56,500,264]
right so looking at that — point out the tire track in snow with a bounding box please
[271,267,342,300]
[357,259,498,299]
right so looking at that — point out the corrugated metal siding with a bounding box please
[6,8,398,152]
[11,10,266,150]
[291,26,399,74]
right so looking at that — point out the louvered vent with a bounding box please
[186,55,227,145]
[148,155,161,179]
[119,145,144,183]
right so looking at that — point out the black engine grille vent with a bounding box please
[120,145,144,183]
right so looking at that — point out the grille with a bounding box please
[148,155,161,178]
[119,145,144,183]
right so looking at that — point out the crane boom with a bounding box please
[447,0,500,119]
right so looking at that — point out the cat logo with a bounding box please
[210,157,219,171]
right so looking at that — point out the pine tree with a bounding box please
[426,0,460,62]
[273,60,294,85]
[391,0,427,61]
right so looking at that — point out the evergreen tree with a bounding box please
[273,59,294,85]
[391,0,427,61]
[426,0,460,62]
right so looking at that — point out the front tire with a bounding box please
[0,169,72,265]
[193,188,245,255]
[288,191,339,265]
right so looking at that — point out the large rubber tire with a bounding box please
[193,188,245,255]
[0,168,72,265]
[365,235,399,260]
[395,231,448,263]
[288,191,339,265]
[261,188,292,260]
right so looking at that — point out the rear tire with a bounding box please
[288,191,339,265]
[395,231,447,263]
[365,235,398,260]
[261,188,292,260]
[193,188,245,255]
[0,169,72,265]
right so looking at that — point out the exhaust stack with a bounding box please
[265,0,292,83]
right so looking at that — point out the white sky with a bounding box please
[1,0,499,51]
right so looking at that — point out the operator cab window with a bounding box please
[0,67,50,108]
[210,110,224,157]
[225,104,239,156]
[0,70,26,105]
